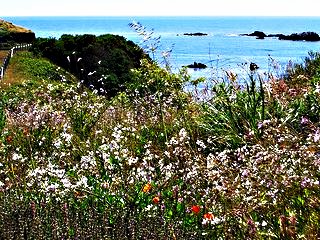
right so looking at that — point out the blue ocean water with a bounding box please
[3,16,320,77]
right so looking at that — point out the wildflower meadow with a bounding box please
[0,28,319,239]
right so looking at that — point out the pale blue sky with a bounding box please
[1,0,319,16]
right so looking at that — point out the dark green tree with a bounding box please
[30,34,149,97]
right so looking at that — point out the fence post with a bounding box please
[0,67,3,79]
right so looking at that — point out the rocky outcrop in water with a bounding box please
[183,32,208,36]
[242,30,320,42]
[278,32,320,41]
[186,62,207,69]
[241,31,267,39]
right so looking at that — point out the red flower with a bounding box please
[152,196,160,204]
[191,205,201,214]
[203,212,214,220]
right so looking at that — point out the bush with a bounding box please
[30,34,149,97]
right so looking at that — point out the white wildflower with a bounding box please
[179,128,189,142]
[196,140,206,149]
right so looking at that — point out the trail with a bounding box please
[0,50,8,64]
[0,51,22,89]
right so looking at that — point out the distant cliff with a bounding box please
[0,19,35,43]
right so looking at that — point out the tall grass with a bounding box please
[0,46,319,239]
[199,70,266,149]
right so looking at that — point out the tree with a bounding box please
[31,34,149,97]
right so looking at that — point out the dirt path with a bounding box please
[0,50,9,64]
[0,52,24,89]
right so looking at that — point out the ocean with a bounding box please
[3,16,320,78]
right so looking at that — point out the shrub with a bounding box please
[30,34,149,97]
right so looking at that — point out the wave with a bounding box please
[226,33,238,37]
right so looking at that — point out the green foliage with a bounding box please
[12,52,61,81]
[0,30,35,44]
[289,89,320,124]
[0,30,10,41]
[30,34,149,97]
[0,99,5,132]
[129,59,186,96]
[200,73,266,149]
[287,51,320,81]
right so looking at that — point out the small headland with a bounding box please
[0,19,35,44]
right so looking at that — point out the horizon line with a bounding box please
[2,15,320,18]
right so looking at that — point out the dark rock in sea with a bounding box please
[249,31,267,39]
[267,34,285,38]
[183,32,208,36]
[241,31,267,39]
[186,62,207,69]
[250,62,259,71]
[278,32,320,41]
[243,30,320,42]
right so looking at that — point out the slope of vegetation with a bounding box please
[0,47,319,239]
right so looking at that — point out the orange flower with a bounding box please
[203,212,214,220]
[142,183,152,193]
[191,205,201,214]
[23,127,29,136]
[6,135,13,144]
[152,196,160,204]
[74,190,85,198]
